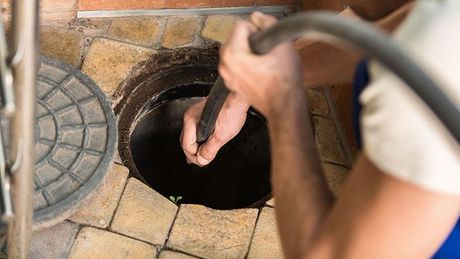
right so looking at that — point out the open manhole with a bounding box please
[116,46,272,210]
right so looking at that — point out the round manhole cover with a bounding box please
[29,56,117,228]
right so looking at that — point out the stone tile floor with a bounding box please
[32,14,353,258]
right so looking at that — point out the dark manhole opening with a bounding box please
[116,46,271,210]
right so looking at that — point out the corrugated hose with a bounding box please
[196,12,460,145]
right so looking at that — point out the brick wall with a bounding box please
[78,0,297,11]
[41,0,77,19]
[1,0,77,20]
[1,0,303,21]
[2,0,341,21]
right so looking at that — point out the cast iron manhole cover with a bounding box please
[29,57,116,228]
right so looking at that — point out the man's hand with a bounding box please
[180,92,249,166]
[219,12,304,118]
[180,12,303,166]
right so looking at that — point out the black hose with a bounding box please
[196,11,460,144]
[196,77,229,144]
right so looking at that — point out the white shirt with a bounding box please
[360,0,460,194]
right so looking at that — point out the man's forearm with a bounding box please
[294,3,413,88]
[295,40,361,88]
[267,90,334,259]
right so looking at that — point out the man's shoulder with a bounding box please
[359,0,460,195]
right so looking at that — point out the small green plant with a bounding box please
[169,195,183,205]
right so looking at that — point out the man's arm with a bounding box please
[219,13,460,259]
[267,89,334,259]
[294,2,413,88]
[217,14,335,258]
[181,93,249,166]
[305,154,460,259]
[180,3,413,166]
[266,92,460,259]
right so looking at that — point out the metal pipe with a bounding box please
[7,0,38,257]
[0,14,14,116]
[0,2,15,226]
[197,12,460,145]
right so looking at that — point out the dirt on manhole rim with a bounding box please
[116,45,272,210]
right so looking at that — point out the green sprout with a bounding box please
[169,195,183,205]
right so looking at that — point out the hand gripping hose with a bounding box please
[196,11,460,145]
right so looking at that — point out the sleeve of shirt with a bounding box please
[360,0,460,195]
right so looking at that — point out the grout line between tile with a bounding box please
[105,18,114,35]
[163,204,181,248]
[243,208,262,259]
[90,35,157,51]
[78,222,160,248]
[66,223,85,259]
[153,17,167,49]
[323,86,354,167]
[322,160,350,170]
[191,16,206,47]
[78,37,93,69]
[106,176,130,229]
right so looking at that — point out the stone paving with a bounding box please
[33,14,353,258]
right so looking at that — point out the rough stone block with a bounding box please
[40,27,84,67]
[110,178,177,245]
[69,227,156,259]
[314,116,349,166]
[30,221,79,259]
[201,15,238,43]
[108,17,162,46]
[81,38,154,96]
[162,16,200,48]
[306,88,330,117]
[247,207,283,259]
[70,164,129,228]
[167,204,258,258]
[322,162,349,196]
[68,19,112,37]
